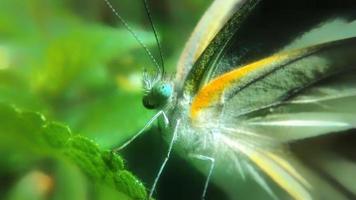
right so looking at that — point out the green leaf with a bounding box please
[0,103,149,200]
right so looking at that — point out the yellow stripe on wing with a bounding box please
[266,152,311,189]
[220,134,312,200]
[190,52,296,120]
[249,150,312,200]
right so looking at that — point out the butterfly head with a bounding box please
[142,69,173,110]
[104,0,172,110]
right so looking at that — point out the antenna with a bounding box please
[104,0,162,80]
[142,0,165,77]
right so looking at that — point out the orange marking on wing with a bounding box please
[190,54,290,121]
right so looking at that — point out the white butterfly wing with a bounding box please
[216,38,356,199]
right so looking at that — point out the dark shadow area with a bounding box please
[120,126,228,200]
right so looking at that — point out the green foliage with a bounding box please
[0,0,159,149]
[0,0,211,199]
[0,103,148,200]
[0,0,210,148]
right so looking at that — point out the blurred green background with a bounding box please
[0,0,219,199]
[0,0,210,148]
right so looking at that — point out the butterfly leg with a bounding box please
[149,119,181,199]
[190,154,215,200]
[113,110,169,152]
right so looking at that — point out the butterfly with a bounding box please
[106,0,356,199]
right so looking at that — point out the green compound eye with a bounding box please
[157,83,173,99]
[142,95,156,109]
[142,83,173,110]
